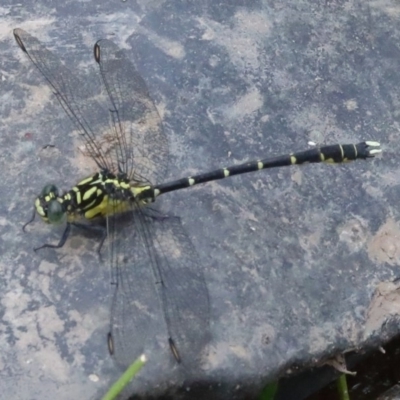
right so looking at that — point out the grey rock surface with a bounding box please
[0,1,398,399]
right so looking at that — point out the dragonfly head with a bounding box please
[35,184,67,225]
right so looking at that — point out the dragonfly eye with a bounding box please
[47,200,66,225]
[41,184,59,197]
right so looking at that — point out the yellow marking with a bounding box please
[121,181,130,189]
[339,145,344,159]
[131,185,151,197]
[84,199,102,219]
[37,207,45,218]
[83,186,97,201]
[44,192,57,202]
[35,197,49,222]
[257,161,263,170]
[154,188,161,197]
[223,168,229,177]
[369,149,382,155]
[188,178,195,186]
[76,190,82,205]
[77,176,94,186]
[106,178,120,188]
[83,198,97,211]
[366,141,380,147]
[290,155,297,164]
[90,178,103,185]
[72,187,80,192]
[97,188,103,197]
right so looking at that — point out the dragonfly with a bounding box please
[14,28,381,367]
[14,28,210,367]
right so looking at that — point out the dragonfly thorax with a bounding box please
[35,171,156,225]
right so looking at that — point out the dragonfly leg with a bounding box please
[22,208,36,232]
[34,223,71,252]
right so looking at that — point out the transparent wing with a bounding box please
[108,207,210,367]
[151,214,210,366]
[13,28,112,171]
[94,39,168,185]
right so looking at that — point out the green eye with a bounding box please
[41,184,59,197]
[47,200,66,224]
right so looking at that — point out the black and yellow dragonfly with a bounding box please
[14,28,381,367]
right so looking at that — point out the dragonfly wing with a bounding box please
[13,28,113,171]
[94,38,168,185]
[107,207,158,366]
[108,206,210,367]
[151,214,210,367]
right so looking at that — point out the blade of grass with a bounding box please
[102,354,147,400]
[259,381,278,400]
[337,373,350,400]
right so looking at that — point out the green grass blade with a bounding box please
[102,354,147,400]
[259,381,278,400]
[337,373,350,400]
